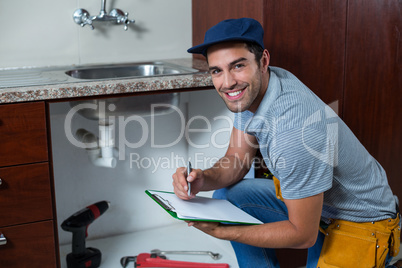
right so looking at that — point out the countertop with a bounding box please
[0,58,213,104]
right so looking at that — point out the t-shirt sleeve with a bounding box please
[233,111,254,131]
[270,126,336,199]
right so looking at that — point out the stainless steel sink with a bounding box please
[65,62,200,80]
[0,60,205,88]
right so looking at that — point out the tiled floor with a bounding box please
[60,231,402,268]
[59,223,239,268]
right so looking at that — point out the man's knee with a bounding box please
[212,188,228,200]
[226,179,279,207]
[212,179,278,205]
[212,180,256,202]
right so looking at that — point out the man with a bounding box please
[172,18,400,267]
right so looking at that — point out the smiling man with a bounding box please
[207,41,269,113]
[172,18,401,267]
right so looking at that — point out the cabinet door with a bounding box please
[262,0,347,112]
[0,163,53,227]
[192,0,264,59]
[0,102,48,167]
[0,221,57,268]
[343,0,402,199]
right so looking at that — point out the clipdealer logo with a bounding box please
[63,99,340,169]
[302,101,339,167]
[64,101,234,161]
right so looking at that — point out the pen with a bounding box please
[187,161,192,196]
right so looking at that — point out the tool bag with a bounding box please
[272,176,401,267]
[272,176,284,201]
[317,216,400,268]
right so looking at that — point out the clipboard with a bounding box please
[146,190,263,225]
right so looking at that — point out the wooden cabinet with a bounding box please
[343,0,402,200]
[262,0,347,111]
[0,102,57,267]
[0,102,48,166]
[0,163,53,227]
[192,0,264,48]
[0,221,57,268]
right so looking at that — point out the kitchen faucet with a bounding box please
[73,0,135,31]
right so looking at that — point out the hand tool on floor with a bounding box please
[120,251,229,268]
[61,200,110,268]
[150,249,221,260]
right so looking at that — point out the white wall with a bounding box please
[187,91,234,171]
[50,90,233,245]
[0,0,192,68]
[50,93,189,243]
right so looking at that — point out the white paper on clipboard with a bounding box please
[147,190,263,225]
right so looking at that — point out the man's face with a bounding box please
[207,42,269,113]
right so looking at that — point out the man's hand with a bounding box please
[187,221,222,238]
[172,167,205,200]
[188,193,324,249]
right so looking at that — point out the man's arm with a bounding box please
[172,127,258,199]
[189,192,323,249]
[201,127,259,190]
[175,126,324,248]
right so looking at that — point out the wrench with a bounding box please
[151,249,222,260]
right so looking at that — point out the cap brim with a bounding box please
[187,37,263,55]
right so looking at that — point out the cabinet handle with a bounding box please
[0,233,7,246]
[0,178,2,186]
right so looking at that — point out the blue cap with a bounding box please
[187,18,264,56]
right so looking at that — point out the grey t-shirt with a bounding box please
[234,66,396,222]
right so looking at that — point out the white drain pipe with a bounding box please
[75,121,117,168]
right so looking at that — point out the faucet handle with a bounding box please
[73,9,95,30]
[123,12,136,31]
[110,9,135,30]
